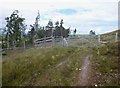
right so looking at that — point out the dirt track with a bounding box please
[79,56,91,86]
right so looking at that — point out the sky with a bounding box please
[0,0,119,34]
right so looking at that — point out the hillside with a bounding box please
[2,40,119,86]
[91,41,119,86]
[100,30,120,42]
[101,30,119,36]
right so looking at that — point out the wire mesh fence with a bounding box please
[34,35,100,48]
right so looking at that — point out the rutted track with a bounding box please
[79,55,91,86]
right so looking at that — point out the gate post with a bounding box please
[44,37,46,48]
[98,34,100,43]
[52,36,55,48]
[115,32,118,42]
[61,36,64,47]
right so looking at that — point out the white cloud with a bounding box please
[0,0,119,34]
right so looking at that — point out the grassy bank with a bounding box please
[2,47,89,86]
[2,41,119,86]
[90,42,119,86]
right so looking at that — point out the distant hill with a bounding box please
[101,30,120,36]
[100,29,120,42]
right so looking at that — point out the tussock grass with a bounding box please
[2,41,119,86]
[91,42,119,86]
[100,30,120,42]
[2,47,87,86]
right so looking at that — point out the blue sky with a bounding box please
[0,0,119,34]
[57,9,78,15]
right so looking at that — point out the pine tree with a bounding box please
[55,21,59,27]
[5,10,25,49]
[27,25,35,45]
[46,20,54,37]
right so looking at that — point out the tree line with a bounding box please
[2,10,70,49]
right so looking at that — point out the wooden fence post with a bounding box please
[52,36,55,48]
[61,36,63,47]
[44,37,46,48]
[115,32,118,42]
[23,41,25,49]
[98,34,100,43]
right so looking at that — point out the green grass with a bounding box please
[2,47,88,86]
[100,30,120,42]
[90,42,119,86]
[2,41,119,86]
[0,54,2,87]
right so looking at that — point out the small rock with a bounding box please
[95,84,98,87]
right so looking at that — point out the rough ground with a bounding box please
[79,56,91,86]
